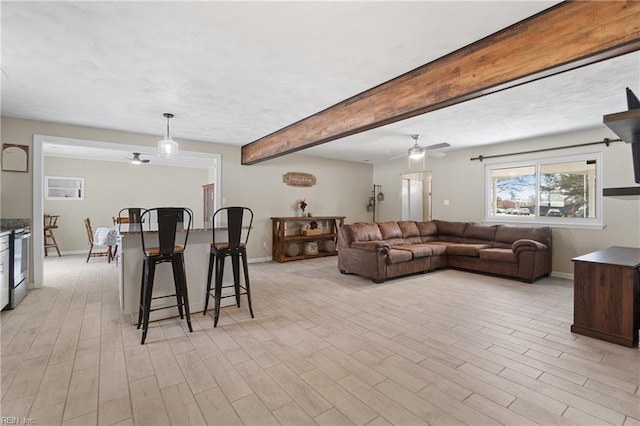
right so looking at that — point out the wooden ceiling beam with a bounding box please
[241,1,640,165]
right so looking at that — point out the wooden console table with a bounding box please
[271,216,345,263]
[571,246,640,347]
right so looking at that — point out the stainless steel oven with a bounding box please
[0,234,9,310]
[9,227,30,309]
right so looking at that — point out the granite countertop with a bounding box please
[0,218,32,234]
[120,226,228,235]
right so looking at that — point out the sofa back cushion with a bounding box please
[416,221,438,242]
[464,223,498,244]
[349,223,383,242]
[397,221,422,244]
[379,222,402,240]
[494,225,551,248]
[398,221,419,238]
[434,220,467,243]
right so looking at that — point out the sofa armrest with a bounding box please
[351,241,390,251]
[512,239,548,253]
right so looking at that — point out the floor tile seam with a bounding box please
[500,367,628,424]
[523,350,640,388]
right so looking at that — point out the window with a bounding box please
[485,153,602,227]
[45,176,84,200]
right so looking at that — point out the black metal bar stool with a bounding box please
[204,206,254,327]
[138,207,193,344]
[112,207,145,259]
[114,207,145,231]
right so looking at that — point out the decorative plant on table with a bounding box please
[299,199,307,215]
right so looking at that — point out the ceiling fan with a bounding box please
[129,152,150,165]
[390,134,451,167]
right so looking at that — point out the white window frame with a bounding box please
[45,176,85,200]
[484,153,603,229]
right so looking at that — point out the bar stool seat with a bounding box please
[137,207,193,344]
[204,206,254,327]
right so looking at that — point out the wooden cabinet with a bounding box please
[271,216,345,262]
[571,246,640,347]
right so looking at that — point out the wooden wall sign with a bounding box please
[283,172,316,187]
[2,144,29,172]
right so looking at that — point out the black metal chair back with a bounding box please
[212,206,253,251]
[116,207,145,232]
[140,207,192,257]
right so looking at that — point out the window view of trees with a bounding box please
[487,156,598,222]
[491,166,536,216]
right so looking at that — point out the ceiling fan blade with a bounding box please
[426,151,447,158]
[424,142,451,151]
[389,152,408,161]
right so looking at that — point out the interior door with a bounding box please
[401,178,423,221]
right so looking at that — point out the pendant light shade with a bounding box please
[158,113,179,158]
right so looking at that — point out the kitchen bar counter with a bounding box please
[117,226,240,323]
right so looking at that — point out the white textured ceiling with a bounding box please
[2,1,639,164]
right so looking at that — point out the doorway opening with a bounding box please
[401,172,432,221]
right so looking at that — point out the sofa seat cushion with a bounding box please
[386,248,413,264]
[424,244,447,256]
[445,243,490,257]
[392,244,433,258]
[478,248,518,263]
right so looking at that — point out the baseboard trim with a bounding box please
[55,251,272,263]
[551,271,574,280]
[57,250,87,256]
[249,256,272,264]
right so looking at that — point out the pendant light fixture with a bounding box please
[157,113,179,158]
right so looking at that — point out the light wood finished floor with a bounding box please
[1,255,639,425]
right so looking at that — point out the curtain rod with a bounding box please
[470,138,623,162]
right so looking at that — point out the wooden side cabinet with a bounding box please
[271,216,345,262]
[571,246,640,347]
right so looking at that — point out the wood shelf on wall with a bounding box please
[603,109,640,144]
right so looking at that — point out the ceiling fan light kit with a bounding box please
[130,152,149,165]
[158,112,179,158]
[407,134,425,160]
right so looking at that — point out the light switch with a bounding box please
[444,200,450,206]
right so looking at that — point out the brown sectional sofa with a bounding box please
[337,220,551,283]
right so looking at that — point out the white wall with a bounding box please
[373,127,640,276]
[1,117,373,287]
[44,157,209,252]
